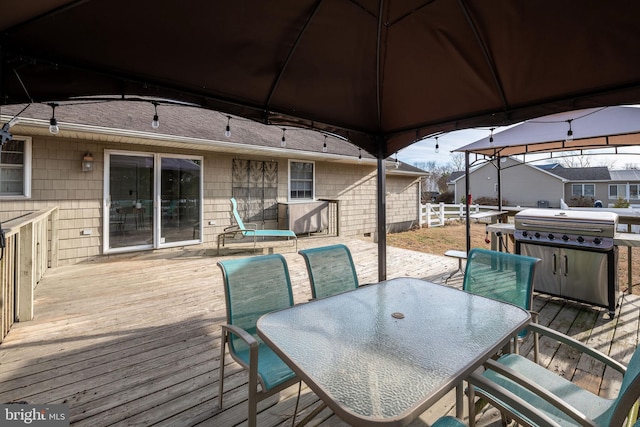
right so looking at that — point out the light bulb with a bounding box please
[435,143,440,153]
[566,120,574,142]
[322,136,328,153]
[48,103,59,134]
[358,150,362,164]
[49,118,59,135]
[225,116,231,137]
[281,130,286,147]
[151,102,160,129]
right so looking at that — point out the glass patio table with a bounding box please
[257,277,530,427]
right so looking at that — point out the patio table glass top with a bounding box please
[257,277,530,426]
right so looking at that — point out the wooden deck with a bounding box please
[1,236,638,427]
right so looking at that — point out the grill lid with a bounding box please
[515,208,618,238]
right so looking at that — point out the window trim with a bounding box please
[0,136,32,199]
[609,183,640,200]
[288,160,315,201]
[571,183,595,198]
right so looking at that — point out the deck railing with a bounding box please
[0,207,59,343]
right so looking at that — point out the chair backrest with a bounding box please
[463,248,540,311]
[229,198,246,229]
[298,244,359,299]
[217,254,294,354]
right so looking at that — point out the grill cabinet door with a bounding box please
[560,246,610,306]
[519,243,561,296]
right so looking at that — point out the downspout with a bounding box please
[377,144,387,282]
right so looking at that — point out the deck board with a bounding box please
[0,236,638,426]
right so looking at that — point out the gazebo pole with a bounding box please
[465,151,471,253]
[377,144,387,282]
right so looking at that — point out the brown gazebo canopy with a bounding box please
[3,1,640,279]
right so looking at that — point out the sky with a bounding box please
[396,127,640,171]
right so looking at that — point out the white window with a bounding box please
[609,184,625,199]
[609,184,640,200]
[0,137,31,198]
[572,183,594,197]
[289,161,314,200]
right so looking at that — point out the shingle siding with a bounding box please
[0,134,421,265]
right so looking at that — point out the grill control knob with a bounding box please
[594,237,602,245]
[534,232,541,238]
[577,236,585,243]
[548,233,555,240]
[562,235,569,241]
[522,231,528,238]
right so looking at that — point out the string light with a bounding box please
[566,119,573,142]
[151,102,160,129]
[322,135,328,153]
[435,137,440,153]
[48,103,59,135]
[281,129,286,147]
[225,116,231,137]
[358,148,362,164]
[489,128,494,144]
[394,152,400,169]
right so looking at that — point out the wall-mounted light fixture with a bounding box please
[82,152,94,172]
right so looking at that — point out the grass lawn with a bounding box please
[387,220,640,295]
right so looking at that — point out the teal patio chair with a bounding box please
[298,244,359,299]
[470,323,640,427]
[433,371,562,427]
[217,198,297,254]
[217,254,300,427]
[463,248,541,354]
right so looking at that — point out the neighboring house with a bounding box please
[448,157,617,208]
[0,101,426,265]
[608,170,640,207]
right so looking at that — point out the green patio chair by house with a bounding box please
[298,244,359,299]
[463,248,541,355]
[217,198,297,254]
[469,322,640,427]
[217,254,300,427]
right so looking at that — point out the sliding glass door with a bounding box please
[160,157,202,244]
[105,151,202,253]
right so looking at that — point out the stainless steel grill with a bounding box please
[514,208,620,317]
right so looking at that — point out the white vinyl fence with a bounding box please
[418,202,483,227]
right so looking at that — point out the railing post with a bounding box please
[50,208,59,268]
[439,202,445,225]
[17,222,34,321]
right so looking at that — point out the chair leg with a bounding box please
[468,382,477,427]
[218,332,227,410]
[248,344,259,427]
